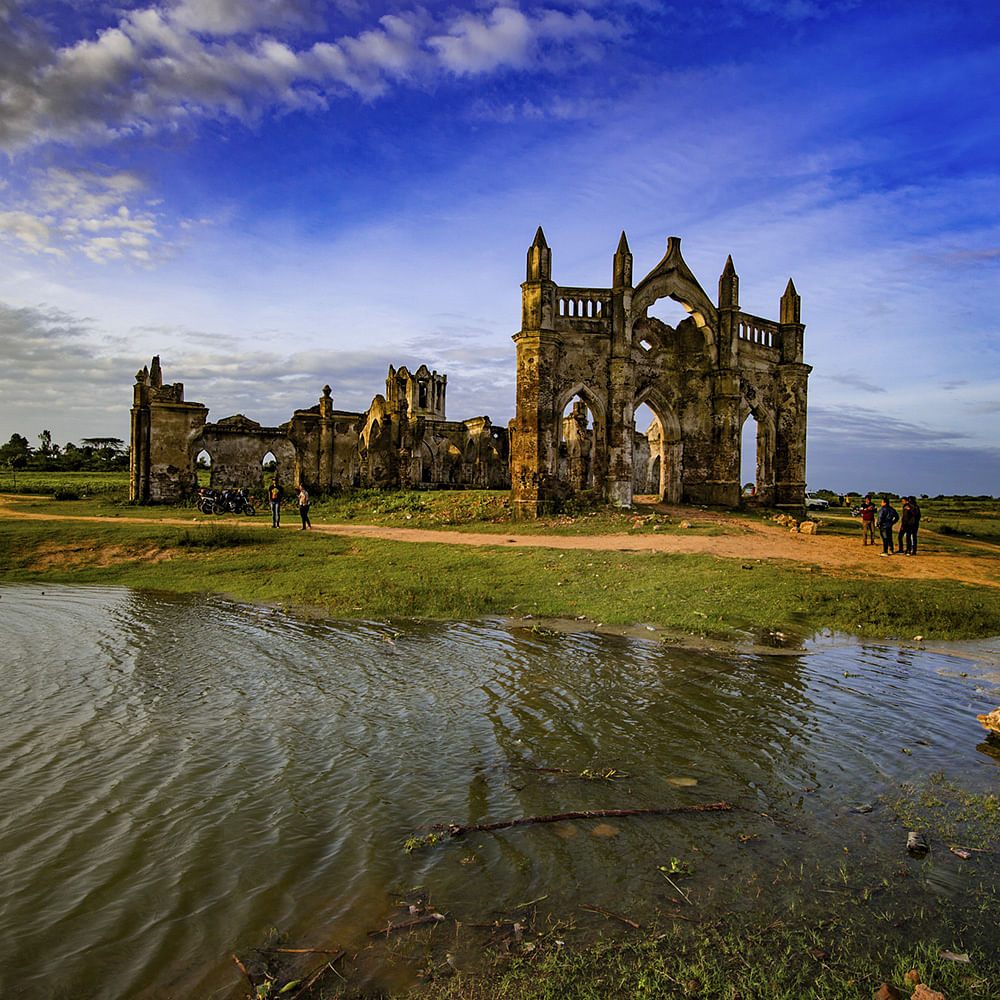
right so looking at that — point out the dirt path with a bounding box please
[2,497,998,588]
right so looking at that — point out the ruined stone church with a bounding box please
[130,359,509,502]
[130,228,809,512]
[509,228,810,517]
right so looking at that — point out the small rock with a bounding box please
[876,984,903,1000]
[906,831,929,855]
[680,520,691,528]
[800,520,818,535]
[976,707,1000,736]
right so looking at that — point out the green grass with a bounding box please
[2,516,998,640]
[886,773,1000,851]
[307,488,737,537]
[0,468,129,498]
[245,872,1000,1000]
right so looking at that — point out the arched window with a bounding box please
[195,449,211,488]
[559,395,595,491]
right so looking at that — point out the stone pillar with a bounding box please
[129,371,150,503]
[318,385,334,491]
[717,255,740,371]
[779,280,804,364]
[605,358,634,507]
[775,279,809,507]
[511,228,559,518]
[709,371,741,505]
[605,232,634,508]
[774,363,811,507]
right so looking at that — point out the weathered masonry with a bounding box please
[130,357,509,502]
[510,228,810,518]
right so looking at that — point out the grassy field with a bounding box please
[2,496,999,640]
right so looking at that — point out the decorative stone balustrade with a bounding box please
[737,316,779,349]
[556,288,609,320]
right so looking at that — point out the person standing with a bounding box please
[268,478,282,528]
[876,497,898,555]
[897,497,910,554]
[298,484,312,530]
[900,495,921,555]
[860,497,876,545]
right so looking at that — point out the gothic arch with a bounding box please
[738,398,777,505]
[634,386,682,503]
[554,383,607,491]
[631,237,718,366]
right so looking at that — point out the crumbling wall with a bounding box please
[131,358,509,502]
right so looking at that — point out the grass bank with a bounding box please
[238,773,1000,999]
[2,512,999,640]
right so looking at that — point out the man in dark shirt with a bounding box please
[876,498,898,556]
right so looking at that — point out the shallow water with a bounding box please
[1,584,998,999]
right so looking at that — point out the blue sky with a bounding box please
[1,0,998,495]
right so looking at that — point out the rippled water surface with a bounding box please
[2,584,998,999]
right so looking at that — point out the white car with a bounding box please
[805,493,829,509]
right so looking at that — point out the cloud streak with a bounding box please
[0,2,621,151]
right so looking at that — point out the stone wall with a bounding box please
[129,360,509,502]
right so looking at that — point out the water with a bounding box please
[1,584,998,999]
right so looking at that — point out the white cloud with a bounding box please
[0,3,621,151]
[428,7,536,74]
[0,166,179,263]
[0,211,55,253]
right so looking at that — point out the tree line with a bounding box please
[1,431,129,472]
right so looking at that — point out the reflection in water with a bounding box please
[0,584,998,999]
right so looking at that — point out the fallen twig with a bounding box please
[581,903,640,928]
[367,913,446,937]
[231,954,253,989]
[287,955,344,1000]
[254,947,343,955]
[424,802,731,838]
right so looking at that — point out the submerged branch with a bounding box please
[581,903,641,928]
[426,802,731,838]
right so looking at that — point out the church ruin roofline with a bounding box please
[631,235,717,327]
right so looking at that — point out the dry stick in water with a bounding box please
[287,955,344,1000]
[367,913,446,937]
[581,903,641,929]
[431,802,732,837]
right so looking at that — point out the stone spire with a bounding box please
[526,226,551,281]
[613,230,632,287]
[780,279,801,325]
[718,255,739,309]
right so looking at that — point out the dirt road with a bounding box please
[3,497,997,589]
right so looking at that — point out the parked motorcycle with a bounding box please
[197,487,255,515]
[214,488,256,515]
[196,488,219,514]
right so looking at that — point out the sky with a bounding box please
[1,0,998,496]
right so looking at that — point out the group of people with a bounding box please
[857,495,920,555]
[267,478,312,530]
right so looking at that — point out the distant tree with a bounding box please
[38,429,53,455]
[1,433,31,465]
[1,433,30,487]
[81,437,125,452]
